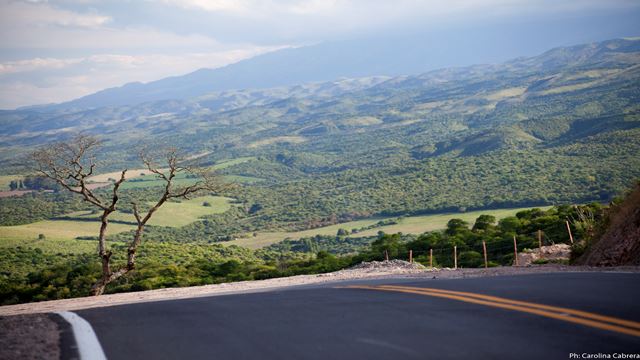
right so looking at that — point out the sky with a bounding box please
[0,0,639,109]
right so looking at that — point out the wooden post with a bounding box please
[409,250,413,263]
[454,245,458,270]
[537,229,542,250]
[565,220,574,244]
[384,249,389,261]
[482,240,488,269]
[513,235,519,266]
[429,248,433,268]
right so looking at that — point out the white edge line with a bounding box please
[56,311,108,360]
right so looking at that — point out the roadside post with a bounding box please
[454,245,458,270]
[482,240,488,269]
[538,229,542,250]
[429,249,433,269]
[513,235,519,266]
[409,250,413,263]
[384,249,389,261]
[565,220,574,244]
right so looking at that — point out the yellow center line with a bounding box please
[377,285,640,330]
[343,285,640,338]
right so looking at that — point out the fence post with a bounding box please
[538,229,542,250]
[429,248,433,269]
[384,249,389,261]
[482,240,488,269]
[454,245,458,270]
[513,235,519,266]
[409,249,413,263]
[565,220,574,244]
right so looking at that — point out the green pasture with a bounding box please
[227,206,551,249]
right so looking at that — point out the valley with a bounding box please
[0,38,639,305]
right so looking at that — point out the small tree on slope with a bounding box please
[31,135,227,295]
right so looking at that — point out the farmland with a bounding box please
[0,195,235,241]
[227,206,550,249]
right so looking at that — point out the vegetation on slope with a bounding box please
[0,203,603,305]
[575,182,640,265]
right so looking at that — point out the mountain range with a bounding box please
[28,33,640,111]
[1,38,639,230]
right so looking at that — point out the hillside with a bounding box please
[577,183,640,266]
[27,32,571,111]
[0,38,639,240]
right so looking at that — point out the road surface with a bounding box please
[71,272,640,359]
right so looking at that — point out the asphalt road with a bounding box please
[76,272,640,360]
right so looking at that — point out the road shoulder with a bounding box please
[1,265,639,317]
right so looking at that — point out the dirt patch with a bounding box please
[0,314,60,360]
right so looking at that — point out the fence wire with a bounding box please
[380,230,573,267]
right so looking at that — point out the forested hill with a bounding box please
[0,38,639,232]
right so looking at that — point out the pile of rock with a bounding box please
[516,244,572,266]
[349,259,427,272]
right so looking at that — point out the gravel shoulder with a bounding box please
[1,264,639,317]
[0,314,61,360]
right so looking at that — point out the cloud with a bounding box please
[155,0,638,17]
[158,0,249,13]
[0,0,217,49]
[0,0,638,108]
[145,0,640,44]
[1,0,111,29]
[0,46,285,108]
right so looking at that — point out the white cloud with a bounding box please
[148,0,640,43]
[0,0,217,49]
[0,0,637,108]
[0,58,81,75]
[0,46,285,108]
[1,0,111,29]
[158,0,250,13]
[155,0,636,17]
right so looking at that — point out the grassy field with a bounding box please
[247,136,307,148]
[0,237,112,255]
[211,157,256,169]
[0,175,22,191]
[119,174,261,189]
[86,157,257,184]
[119,175,198,190]
[227,206,551,249]
[0,220,136,242]
[0,196,234,242]
[69,195,234,227]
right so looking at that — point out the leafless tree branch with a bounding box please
[31,136,230,295]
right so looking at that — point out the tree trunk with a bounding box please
[92,209,114,296]
[90,279,108,296]
[90,266,131,296]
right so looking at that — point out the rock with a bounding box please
[516,244,572,266]
[349,259,426,271]
[577,184,640,266]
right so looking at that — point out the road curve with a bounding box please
[75,272,640,360]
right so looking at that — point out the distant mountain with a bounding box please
[2,38,638,160]
[46,35,640,111]
[1,37,639,225]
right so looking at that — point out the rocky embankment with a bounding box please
[577,183,640,266]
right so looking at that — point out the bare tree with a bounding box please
[32,135,227,295]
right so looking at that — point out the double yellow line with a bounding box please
[344,284,640,337]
